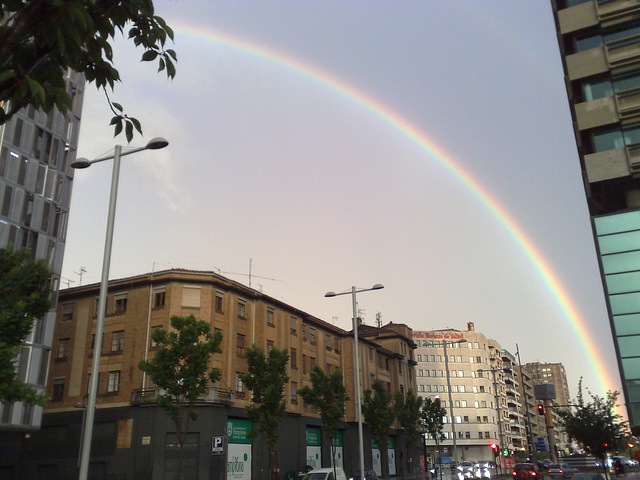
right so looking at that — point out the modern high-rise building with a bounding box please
[550,0,640,429]
[0,69,84,429]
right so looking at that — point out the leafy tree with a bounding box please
[0,246,52,406]
[362,379,396,480]
[241,345,290,480]
[298,366,349,472]
[558,380,629,477]
[421,397,446,469]
[138,314,222,480]
[394,389,424,476]
[0,0,177,141]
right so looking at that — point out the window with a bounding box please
[429,355,435,362]
[326,363,332,374]
[267,309,275,326]
[111,331,124,352]
[452,385,457,392]
[473,386,478,393]
[57,338,70,359]
[52,381,65,401]
[418,370,423,377]
[484,431,491,439]
[235,373,244,393]
[303,354,308,374]
[114,295,127,313]
[291,348,297,368]
[267,340,274,354]
[461,400,467,407]
[107,371,120,393]
[425,385,431,392]
[182,286,201,308]
[476,356,481,363]
[458,370,463,377]
[417,354,422,362]
[483,416,489,423]
[237,334,245,356]
[475,401,479,408]
[237,300,246,318]
[479,386,485,393]
[61,303,73,321]
[310,357,316,369]
[455,416,461,424]
[309,327,316,345]
[334,336,340,352]
[290,316,297,335]
[479,432,484,439]
[291,381,298,402]
[465,431,471,439]
[154,290,166,308]
[480,401,487,408]
[150,326,162,347]
[457,355,462,362]
[476,416,481,423]
[215,292,224,312]
[463,416,469,423]
[326,334,332,351]
[451,370,457,377]
[459,385,466,393]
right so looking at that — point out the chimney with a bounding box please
[467,322,475,332]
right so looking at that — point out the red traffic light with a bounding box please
[537,404,544,415]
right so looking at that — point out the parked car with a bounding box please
[303,467,347,480]
[512,463,540,480]
[348,470,378,480]
[548,463,579,479]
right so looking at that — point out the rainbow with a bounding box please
[172,21,619,397]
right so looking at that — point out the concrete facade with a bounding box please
[0,269,418,479]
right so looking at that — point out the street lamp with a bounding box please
[477,367,511,475]
[73,137,169,480]
[428,339,466,467]
[325,284,384,479]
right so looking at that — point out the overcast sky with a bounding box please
[61,1,622,404]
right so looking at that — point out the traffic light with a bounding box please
[490,443,499,456]
[503,448,509,456]
[537,404,545,415]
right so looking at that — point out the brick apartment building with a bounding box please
[0,269,417,480]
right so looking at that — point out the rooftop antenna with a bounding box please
[249,258,252,288]
[376,312,382,328]
[61,277,75,288]
[332,316,338,325]
[74,266,86,286]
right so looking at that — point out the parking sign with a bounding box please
[212,435,225,455]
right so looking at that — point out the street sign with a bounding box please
[535,437,548,452]
[212,435,225,455]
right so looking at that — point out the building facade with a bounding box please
[0,70,84,430]
[550,0,640,428]
[0,269,418,480]
[414,324,568,467]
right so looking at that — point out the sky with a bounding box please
[61,1,622,405]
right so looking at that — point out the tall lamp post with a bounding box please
[430,339,466,467]
[73,138,169,480]
[478,367,510,475]
[325,284,384,479]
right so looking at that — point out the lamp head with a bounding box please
[71,158,91,169]
[145,137,169,150]
[371,284,384,290]
[325,291,337,297]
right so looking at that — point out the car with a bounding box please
[348,470,378,480]
[458,461,475,478]
[474,462,495,478]
[512,463,540,480]
[548,463,579,479]
[303,467,348,480]
[571,473,605,480]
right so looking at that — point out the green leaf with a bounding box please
[125,121,133,142]
[114,119,123,137]
[141,50,158,62]
[112,102,123,112]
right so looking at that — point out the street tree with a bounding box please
[138,314,222,480]
[394,389,424,476]
[558,380,629,477]
[362,379,396,480]
[241,345,290,480]
[298,366,349,472]
[0,0,176,141]
[421,397,446,469]
[0,246,52,406]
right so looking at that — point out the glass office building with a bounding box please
[551,0,640,429]
[0,69,84,429]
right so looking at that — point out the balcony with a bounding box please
[131,387,235,406]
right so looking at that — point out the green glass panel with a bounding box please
[227,418,252,444]
[606,272,640,294]
[601,251,640,274]
[630,402,640,426]
[614,314,640,336]
[598,230,640,254]
[622,357,640,380]
[618,335,640,357]
[595,211,640,235]
[626,379,640,402]
[306,427,322,446]
[610,292,640,315]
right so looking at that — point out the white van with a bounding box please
[303,467,348,480]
